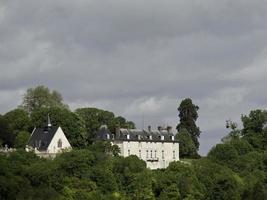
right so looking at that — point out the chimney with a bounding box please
[158,126,162,132]
[148,125,151,132]
[167,126,172,133]
[115,124,120,135]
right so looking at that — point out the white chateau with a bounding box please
[26,115,72,156]
[96,125,179,169]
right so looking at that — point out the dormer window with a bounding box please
[149,135,152,140]
[161,135,164,140]
[137,135,141,140]
[171,135,174,141]
[126,134,130,140]
[106,134,110,140]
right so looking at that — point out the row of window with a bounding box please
[127,149,176,159]
[34,139,62,148]
[106,134,175,141]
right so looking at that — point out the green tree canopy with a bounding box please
[175,128,197,158]
[176,98,201,151]
[21,85,68,113]
[207,143,239,166]
[0,109,31,147]
[4,108,31,133]
[241,109,267,135]
[14,131,31,149]
[0,115,13,147]
[75,107,135,143]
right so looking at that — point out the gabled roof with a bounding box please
[28,126,59,150]
[96,126,178,142]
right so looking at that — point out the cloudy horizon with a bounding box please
[1,0,267,155]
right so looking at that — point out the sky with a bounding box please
[1,0,267,155]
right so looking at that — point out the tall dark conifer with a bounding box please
[176,98,201,150]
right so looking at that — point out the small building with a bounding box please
[96,125,179,169]
[26,115,72,157]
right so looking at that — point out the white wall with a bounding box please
[47,127,72,153]
[112,140,179,169]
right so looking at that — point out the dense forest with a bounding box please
[0,86,267,200]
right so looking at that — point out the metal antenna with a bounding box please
[142,112,145,130]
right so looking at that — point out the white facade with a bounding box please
[112,140,179,169]
[46,127,72,154]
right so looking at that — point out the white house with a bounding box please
[96,125,179,169]
[26,115,72,156]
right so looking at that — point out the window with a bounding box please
[146,150,149,158]
[173,150,175,159]
[150,150,153,158]
[162,150,164,159]
[57,139,62,148]
[154,150,157,158]
[139,150,141,158]
[128,150,130,156]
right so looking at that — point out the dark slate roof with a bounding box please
[96,125,112,140]
[96,126,178,143]
[28,126,59,150]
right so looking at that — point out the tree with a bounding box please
[241,109,267,135]
[207,143,239,166]
[21,85,68,113]
[0,115,13,147]
[1,109,32,147]
[176,98,201,150]
[156,161,205,199]
[240,110,267,151]
[4,108,31,133]
[14,131,30,148]
[75,107,135,143]
[175,128,197,158]
[158,184,181,200]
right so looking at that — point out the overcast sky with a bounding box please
[1,0,267,155]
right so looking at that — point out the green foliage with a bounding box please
[158,184,181,200]
[176,128,197,158]
[228,139,253,156]
[207,143,239,166]
[153,162,205,199]
[0,115,13,147]
[21,85,68,113]
[241,109,267,135]
[0,109,31,147]
[4,108,31,133]
[14,131,30,148]
[193,158,244,200]
[75,107,135,143]
[176,98,200,151]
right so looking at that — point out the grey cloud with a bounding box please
[1,0,267,155]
